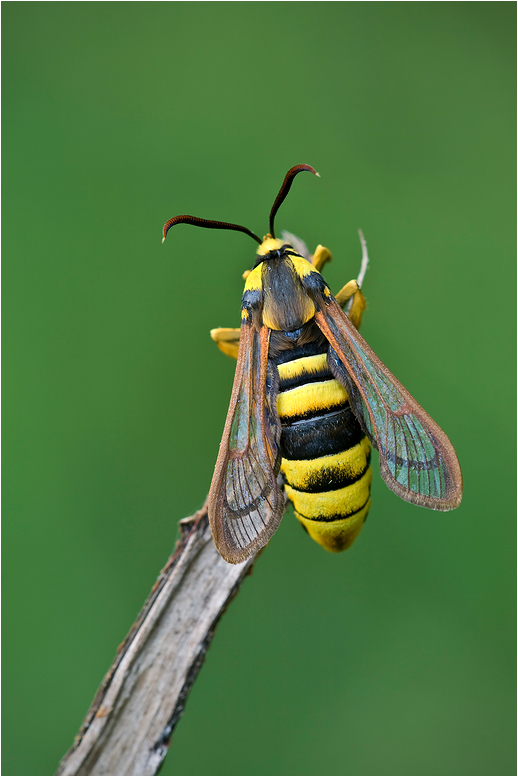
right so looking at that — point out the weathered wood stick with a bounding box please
[57,499,255,776]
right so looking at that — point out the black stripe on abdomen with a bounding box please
[280,406,364,460]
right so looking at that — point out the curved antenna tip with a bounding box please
[268,164,321,237]
[162,236,166,243]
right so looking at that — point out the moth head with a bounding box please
[256,236,286,258]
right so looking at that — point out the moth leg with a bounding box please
[335,279,358,307]
[346,287,366,330]
[334,281,366,330]
[311,244,332,272]
[210,327,240,359]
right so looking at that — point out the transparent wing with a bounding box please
[208,322,284,563]
[315,297,462,510]
[281,230,311,261]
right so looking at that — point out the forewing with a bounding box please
[315,297,462,510]
[208,321,284,563]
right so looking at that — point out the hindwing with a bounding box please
[313,296,462,510]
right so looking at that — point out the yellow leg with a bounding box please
[312,244,332,272]
[210,327,240,359]
[347,288,366,330]
[334,279,366,330]
[335,279,359,307]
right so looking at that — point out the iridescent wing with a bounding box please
[208,321,284,563]
[315,296,462,510]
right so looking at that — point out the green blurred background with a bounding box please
[3,3,515,775]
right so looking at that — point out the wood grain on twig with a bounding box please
[57,500,256,776]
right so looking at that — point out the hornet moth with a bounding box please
[163,165,462,564]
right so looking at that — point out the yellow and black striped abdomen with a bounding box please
[276,350,372,552]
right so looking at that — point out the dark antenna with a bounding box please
[162,214,262,245]
[268,164,320,238]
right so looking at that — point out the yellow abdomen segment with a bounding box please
[277,352,328,384]
[295,499,372,552]
[277,379,348,421]
[284,467,372,521]
[281,438,371,491]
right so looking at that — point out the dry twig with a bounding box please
[57,500,255,776]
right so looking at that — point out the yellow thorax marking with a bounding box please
[244,264,262,292]
[289,253,320,278]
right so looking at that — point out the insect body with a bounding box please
[163,165,463,564]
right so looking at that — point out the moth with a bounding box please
[163,165,462,563]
